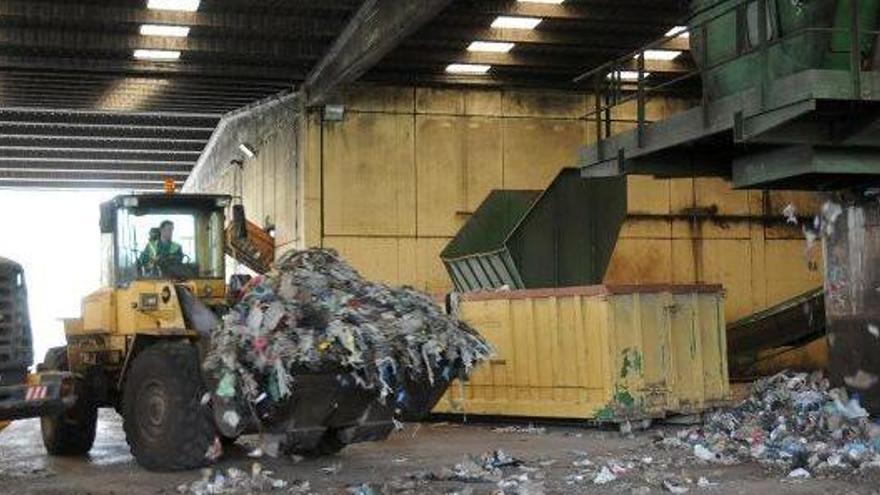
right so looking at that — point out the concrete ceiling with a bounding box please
[0,0,689,191]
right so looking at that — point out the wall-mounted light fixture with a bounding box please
[239,143,257,159]
[323,104,346,122]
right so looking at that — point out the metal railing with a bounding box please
[575,0,879,156]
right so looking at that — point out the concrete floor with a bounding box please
[0,410,878,494]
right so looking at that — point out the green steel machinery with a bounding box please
[579,0,880,412]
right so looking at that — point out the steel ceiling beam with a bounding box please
[0,148,202,162]
[456,0,684,24]
[0,159,192,174]
[304,0,455,107]
[0,108,220,126]
[0,78,281,98]
[0,135,207,152]
[0,70,292,91]
[0,121,215,140]
[0,53,308,80]
[0,27,329,60]
[387,49,693,73]
[0,170,186,182]
[0,1,349,35]
[0,155,193,163]
[0,180,168,191]
[417,26,691,52]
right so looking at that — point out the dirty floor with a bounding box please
[0,411,878,494]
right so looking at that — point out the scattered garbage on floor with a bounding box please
[491,425,547,435]
[204,248,492,433]
[176,463,305,494]
[665,371,880,476]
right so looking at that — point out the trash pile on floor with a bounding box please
[204,248,492,431]
[667,371,880,476]
[177,463,307,494]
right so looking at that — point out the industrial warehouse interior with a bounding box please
[1,0,880,493]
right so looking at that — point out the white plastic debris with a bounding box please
[593,466,617,484]
[492,425,546,435]
[844,370,879,390]
[221,410,240,429]
[697,476,718,487]
[868,324,880,339]
[782,204,798,225]
[787,468,811,479]
[204,437,222,462]
[177,463,295,494]
[663,479,690,493]
[693,444,720,463]
[321,464,341,475]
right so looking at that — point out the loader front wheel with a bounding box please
[293,430,345,457]
[40,347,97,456]
[122,342,215,471]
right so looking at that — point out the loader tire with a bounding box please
[122,342,215,471]
[40,347,97,456]
[296,430,345,457]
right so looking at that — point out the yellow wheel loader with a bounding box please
[4,193,455,471]
[37,193,233,470]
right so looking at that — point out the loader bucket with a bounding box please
[211,360,466,453]
[392,359,465,422]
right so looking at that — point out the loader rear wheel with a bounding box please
[40,347,97,456]
[122,342,215,471]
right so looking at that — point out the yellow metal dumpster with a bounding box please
[433,285,730,421]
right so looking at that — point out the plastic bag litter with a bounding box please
[177,463,302,494]
[204,248,492,428]
[670,371,880,474]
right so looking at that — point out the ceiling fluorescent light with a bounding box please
[491,16,542,30]
[607,71,649,81]
[517,0,565,3]
[139,24,191,37]
[133,49,182,61]
[637,49,683,61]
[446,64,492,75]
[147,0,201,12]
[468,41,515,53]
[665,26,690,38]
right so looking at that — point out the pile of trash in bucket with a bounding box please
[204,248,491,428]
[672,371,880,475]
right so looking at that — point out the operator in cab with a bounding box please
[139,220,183,274]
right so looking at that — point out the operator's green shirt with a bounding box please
[139,240,183,266]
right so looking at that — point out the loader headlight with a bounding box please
[139,293,159,311]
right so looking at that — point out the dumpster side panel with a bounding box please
[434,286,729,420]
[669,292,731,412]
[435,292,613,418]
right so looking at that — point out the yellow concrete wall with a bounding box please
[187,84,822,324]
[187,125,299,253]
[603,176,823,321]
[303,86,687,294]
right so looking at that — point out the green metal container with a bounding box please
[442,169,627,292]
[689,0,880,98]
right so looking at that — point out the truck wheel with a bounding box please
[122,342,216,471]
[40,347,98,456]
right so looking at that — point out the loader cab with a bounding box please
[99,194,231,287]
